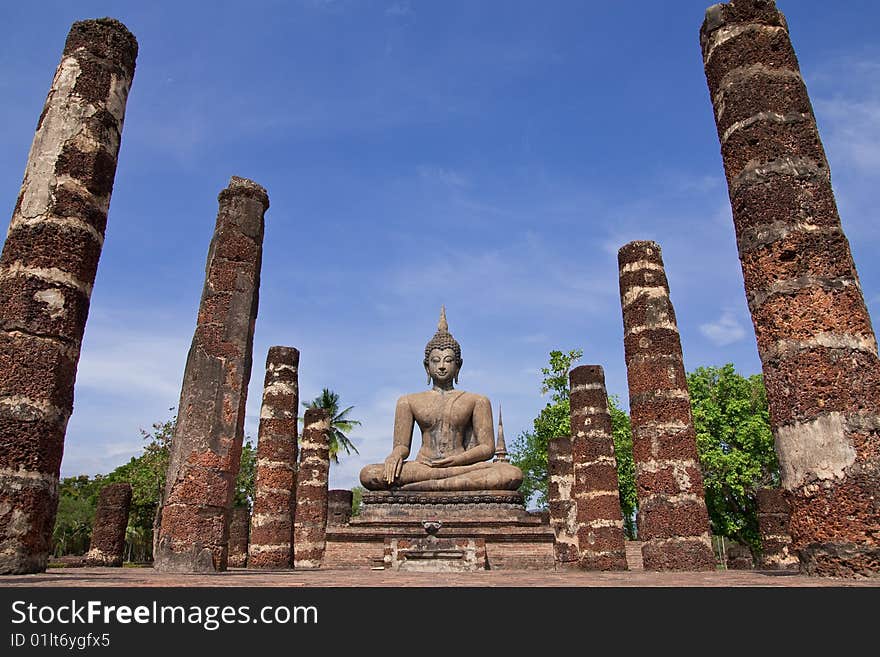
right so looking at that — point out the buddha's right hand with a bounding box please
[384,454,404,485]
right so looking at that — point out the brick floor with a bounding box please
[0,566,876,587]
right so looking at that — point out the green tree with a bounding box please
[350,485,365,517]
[303,388,362,463]
[234,438,257,509]
[608,395,637,538]
[51,410,259,563]
[52,475,102,557]
[688,363,779,558]
[509,349,637,536]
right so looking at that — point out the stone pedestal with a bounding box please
[384,533,488,572]
[323,491,555,570]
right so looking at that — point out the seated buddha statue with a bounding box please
[359,307,523,492]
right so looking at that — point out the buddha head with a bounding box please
[424,306,462,385]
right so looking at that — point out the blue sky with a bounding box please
[1,1,878,491]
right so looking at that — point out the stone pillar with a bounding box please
[248,346,299,569]
[292,408,330,569]
[618,240,716,570]
[227,506,250,568]
[569,365,628,570]
[327,490,353,527]
[701,0,880,577]
[84,482,132,566]
[0,19,137,575]
[756,487,798,571]
[547,435,579,565]
[154,176,268,573]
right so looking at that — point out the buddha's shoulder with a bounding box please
[397,390,489,404]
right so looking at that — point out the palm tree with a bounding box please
[302,388,362,463]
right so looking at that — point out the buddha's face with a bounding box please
[426,347,460,385]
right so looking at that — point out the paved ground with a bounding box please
[1,566,876,587]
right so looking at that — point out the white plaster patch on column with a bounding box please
[703,24,785,65]
[775,412,857,489]
[0,262,92,295]
[619,260,664,274]
[19,57,87,220]
[263,380,296,397]
[34,288,66,319]
[621,285,667,308]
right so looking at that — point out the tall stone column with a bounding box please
[618,240,715,570]
[701,0,880,576]
[154,176,268,573]
[0,19,137,575]
[84,482,132,566]
[569,365,628,570]
[292,408,330,569]
[227,506,250,568]
[248,346,299,569]
[547,435,579,565]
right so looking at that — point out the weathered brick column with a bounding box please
[547,435,579,565]
[84,482,132,566]
[701,0,880,577]
[0,19,137,575]
[327,489,353,526]
[756,487,799,571]
[569,365,628,570]
[227,506,250,568]
[248,346,299,569]
[619,240,715,570]
[154,176,268,573]
[292,408,330,569]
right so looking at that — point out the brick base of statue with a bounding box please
[383,535,488,571]
[322,491,555,571]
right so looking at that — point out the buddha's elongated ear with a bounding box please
[425,362,431,386]
[454,359,463,384]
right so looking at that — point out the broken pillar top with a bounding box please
[64,18,138,75]
[618,240,662,266]
[218,176,270,210]
[701,0,787,46]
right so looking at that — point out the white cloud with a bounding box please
[699,310,747,346]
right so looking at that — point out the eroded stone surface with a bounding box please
[619,241,715,571]
[569,365,628,570]
[701,0,880,578]
[0,18,137,575]
[293,409,330,569]
[227,506,249,568]
[248,347,298,569]
[154,177,268,574]
[83,482,132,567]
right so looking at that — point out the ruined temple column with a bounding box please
[756,488,798,571]
[547,435,579,565]
[293,408,330,568]
[84,482,132,566]
[618,241,715,570]
[227,506,250,568]
[0,19,137,575]
[327,490,354,527]
[569,365,628,570]
[154,177,268,573]
[701,0,880,576]
[248,346,299,569]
